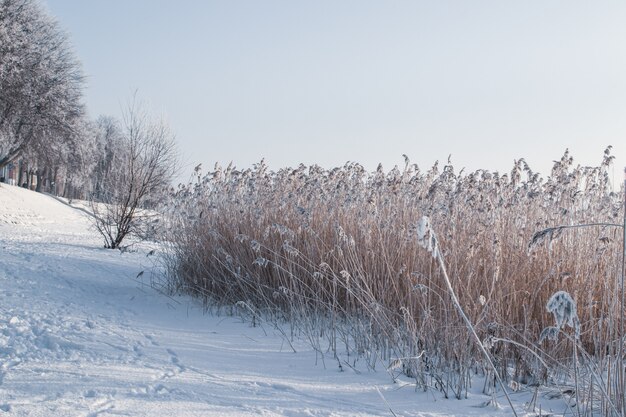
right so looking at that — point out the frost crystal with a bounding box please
[479,295,486,306]
[482,336,495,350]
[416,216,438,259]
[340,270,351,282]
[413,283,428,294]
[253,257,269,267]
[282,241,299,256]
[528,227,564,253]
[250,240,261,252]
[540,290,581,341]
[538,326,560,343]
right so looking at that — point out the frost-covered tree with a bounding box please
[91,116,124,201]
[0,0,84,169]
[14,115,93,195]
[59,119,98,198]
[90,100,178,249]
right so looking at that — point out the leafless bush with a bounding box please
[90,99,177,249]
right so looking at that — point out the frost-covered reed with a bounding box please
[162,148,625,413]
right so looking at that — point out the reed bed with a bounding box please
[162,148,625,415]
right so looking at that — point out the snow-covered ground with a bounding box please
[0,183,566,416]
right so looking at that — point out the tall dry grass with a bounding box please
[162,148,624,414]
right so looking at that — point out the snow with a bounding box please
[0,183,565,416]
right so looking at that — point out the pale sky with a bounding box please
[44,1,626,183]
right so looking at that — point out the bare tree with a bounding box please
[90,100,177,249]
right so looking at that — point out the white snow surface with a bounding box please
[0,183,565,416]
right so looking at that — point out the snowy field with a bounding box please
[0,183,566,416]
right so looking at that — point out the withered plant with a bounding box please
[163,149,625,415]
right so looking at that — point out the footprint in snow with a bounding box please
[144,334,159,346]
[133,342,145,356]
[83,389,97,398]
[167,348,185,372]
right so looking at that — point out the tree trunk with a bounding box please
[63,179,70,198]
[35,169,42,192]
[53,167,59,195]
[18,160,25,187]
[45,168,52,193]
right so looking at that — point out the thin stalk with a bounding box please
[617,168,626,415]
[573,342,581,417]
[434,251,519,417]
[531,223,624,239]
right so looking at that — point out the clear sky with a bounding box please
[43,1,626,183]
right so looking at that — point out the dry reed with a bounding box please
[162,148,625,415]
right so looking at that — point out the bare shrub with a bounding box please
[90,99,177,249]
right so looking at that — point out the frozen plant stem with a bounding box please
[618,167,626,415]
[435,251,518,416]
[419,217,518,416]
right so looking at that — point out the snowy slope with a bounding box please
[0,183,564,416]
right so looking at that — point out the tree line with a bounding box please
[1,0,177,249]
